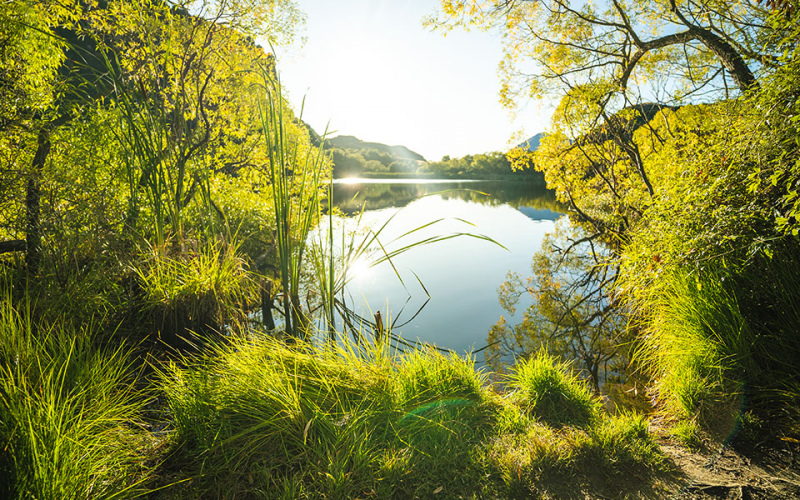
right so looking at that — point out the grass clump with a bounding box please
[0,298,153,499]
[634,270,751,437]
[394,347,486,407]
[158,335,397,498]
[157,336,504,499]
[133,240,257,348]
[488,411,664,498]
[507,350,600,427]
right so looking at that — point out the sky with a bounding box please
[277,0,553,162]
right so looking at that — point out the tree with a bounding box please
[0,0,307,272]
[430,0,783,110]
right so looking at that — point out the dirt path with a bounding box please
[662,435,800,499]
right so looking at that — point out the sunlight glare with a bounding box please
[346,257,373,283]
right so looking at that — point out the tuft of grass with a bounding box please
[394,348,486,407]
[507,350,600,427]
[0,296,153,499]
[133,240,256,347]
[671,419,703,449]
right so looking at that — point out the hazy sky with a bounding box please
[278,0,552,162]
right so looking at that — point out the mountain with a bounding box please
[327,135,425,162]
[519,132,545,152]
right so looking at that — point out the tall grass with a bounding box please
[633,270,753,434]
[154,333,666,498]
[156,333,498,498]
[158,334,397,497]
[258,70,330,339]
[132,239,257,348]
[507,350,600,427]
[0,295,153,499]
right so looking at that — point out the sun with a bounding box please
[345,257,373,283]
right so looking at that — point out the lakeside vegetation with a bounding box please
[322,133,545,181]
[1,0,800,499]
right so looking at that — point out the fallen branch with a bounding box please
[0,240,26,254]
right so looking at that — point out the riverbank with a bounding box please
[3,305,797,499]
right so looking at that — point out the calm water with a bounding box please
[320,178,566,361]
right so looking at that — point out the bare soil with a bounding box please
[660,434,800,500]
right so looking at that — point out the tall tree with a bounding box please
[430,0,780,110]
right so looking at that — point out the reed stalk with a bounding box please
[257,68,330,339]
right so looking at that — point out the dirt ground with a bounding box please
[662,434,800,500]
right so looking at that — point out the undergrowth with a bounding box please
[152,336,665,499]
[0,297,154,499]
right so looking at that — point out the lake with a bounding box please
[320,178,566,363]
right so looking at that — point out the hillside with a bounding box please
[327,135,425,162]
[519,132,545,151]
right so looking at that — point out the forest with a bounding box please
[1,0,800,498]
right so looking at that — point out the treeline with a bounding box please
[329,146,546,181]
[330,147,419,177]
[419,151,544,181]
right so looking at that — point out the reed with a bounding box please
[257,69,330,339]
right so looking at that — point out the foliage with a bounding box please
[420,150,545,180]
[430,0,786,114]
[0,0,79,124]
[617,9,800,432]
[330,145,420,178]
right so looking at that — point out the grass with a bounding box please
[506,350,601,428]
[0,295,154,499]
[0,287,668,499]
[132,239,257,348]
[151,340,665,498]
[632,268,768,440]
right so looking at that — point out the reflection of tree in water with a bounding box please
[487,219,624,392]
[333,181,564,214]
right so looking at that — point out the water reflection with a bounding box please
[333,179,563,216]
[327,179,567,361]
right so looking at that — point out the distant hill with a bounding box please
[327,135,425,162]
[519,132,545,152]
[319,134,425,178]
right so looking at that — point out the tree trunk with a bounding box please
[25,127,51,275]
[669,0,758,91]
